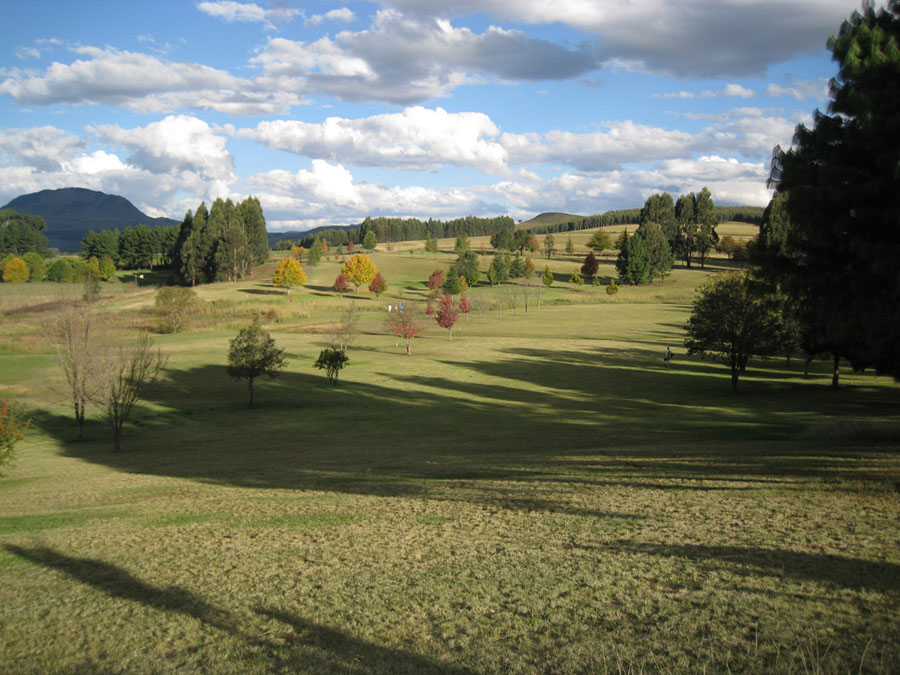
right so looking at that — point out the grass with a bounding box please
[1,246,899,673]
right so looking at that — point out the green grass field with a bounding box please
[2,233,899,673]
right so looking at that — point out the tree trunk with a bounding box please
[248,377,255,407]
[113,424,123,452]
[75,401,85,441]
[731,368,740,393]
[832,353,840,388]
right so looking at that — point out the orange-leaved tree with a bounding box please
[341,254,378,294]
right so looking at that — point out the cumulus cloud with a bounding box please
[244,159,506,229]
[92,115,234,179]
[253,10,602,104]
[501,121,697,172]
[238,107,508,173]
[380,0,851,78]
[0,46,299,115]
[0,126,84,171]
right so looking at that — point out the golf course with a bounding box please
[1,226,899,673]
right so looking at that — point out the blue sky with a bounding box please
[0,0,865,232]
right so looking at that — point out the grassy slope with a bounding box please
[1,242,899,673]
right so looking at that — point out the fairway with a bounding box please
[2,246,899,673]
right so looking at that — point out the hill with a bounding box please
[2,187,179,252]
[516,212,581,230]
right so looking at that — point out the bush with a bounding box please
[606,280,619,295]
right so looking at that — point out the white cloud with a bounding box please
[0,46,299,115]
[245,160,504,229]
[658,83,756,99]
[92,115,234,181]
[196,1,300,27]
[0,126,84,171]
[306,8,356,26]
[238,107,508,173]
[766,79,829,102]
[252,10,602,104]
[501,121,697,171]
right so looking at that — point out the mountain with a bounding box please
[2,187,180,252]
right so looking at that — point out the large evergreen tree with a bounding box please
[764,1,900,380]
[694,187,718,269]
[640,193,678,248]
[674,193,698,268]
[616,233,651,285]
[636,221,674,282]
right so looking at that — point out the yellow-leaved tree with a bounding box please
[272,257,307,295]
[341,254,378,293]
[2,257,29,283]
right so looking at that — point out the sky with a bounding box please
[0,0,867,232]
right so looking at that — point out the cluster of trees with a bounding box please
[751,1,900,383]
[81,225,179,270]
[0,210,49,258]
[53,307,166,451]
[687,2,900,389]
[174,197,268,285]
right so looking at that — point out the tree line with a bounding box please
[81,224,179,269]
[273,214,516,250]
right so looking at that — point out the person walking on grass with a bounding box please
[664,346,673,369]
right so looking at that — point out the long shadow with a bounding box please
[6,545,471,673]
[256,608,475,674]
[579,540,900,594]
[4,545,238,634]
[27,344,900,504]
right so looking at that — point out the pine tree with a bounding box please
[636,221,674,281]
[616,233,651,285]
[240,197,269,265]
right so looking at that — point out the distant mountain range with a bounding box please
[2,187,179,252]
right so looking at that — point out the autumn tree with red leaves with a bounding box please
[332,273,351,297]
[387,305,425,354]
[368,272,388,297]
[427,269,444,291]
[435,293,459,340]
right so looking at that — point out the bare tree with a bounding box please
[52,308,97,441]
[330,302,359,352]
[93,334,166,451]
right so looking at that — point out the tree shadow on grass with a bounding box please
[256,607,475,674]
[578,540,900,594]
[4,544,238,634]
[26,344,900,509]
[238,289,284,296]
[4,544,470,674]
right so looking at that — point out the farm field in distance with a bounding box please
[2,226,899,673]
